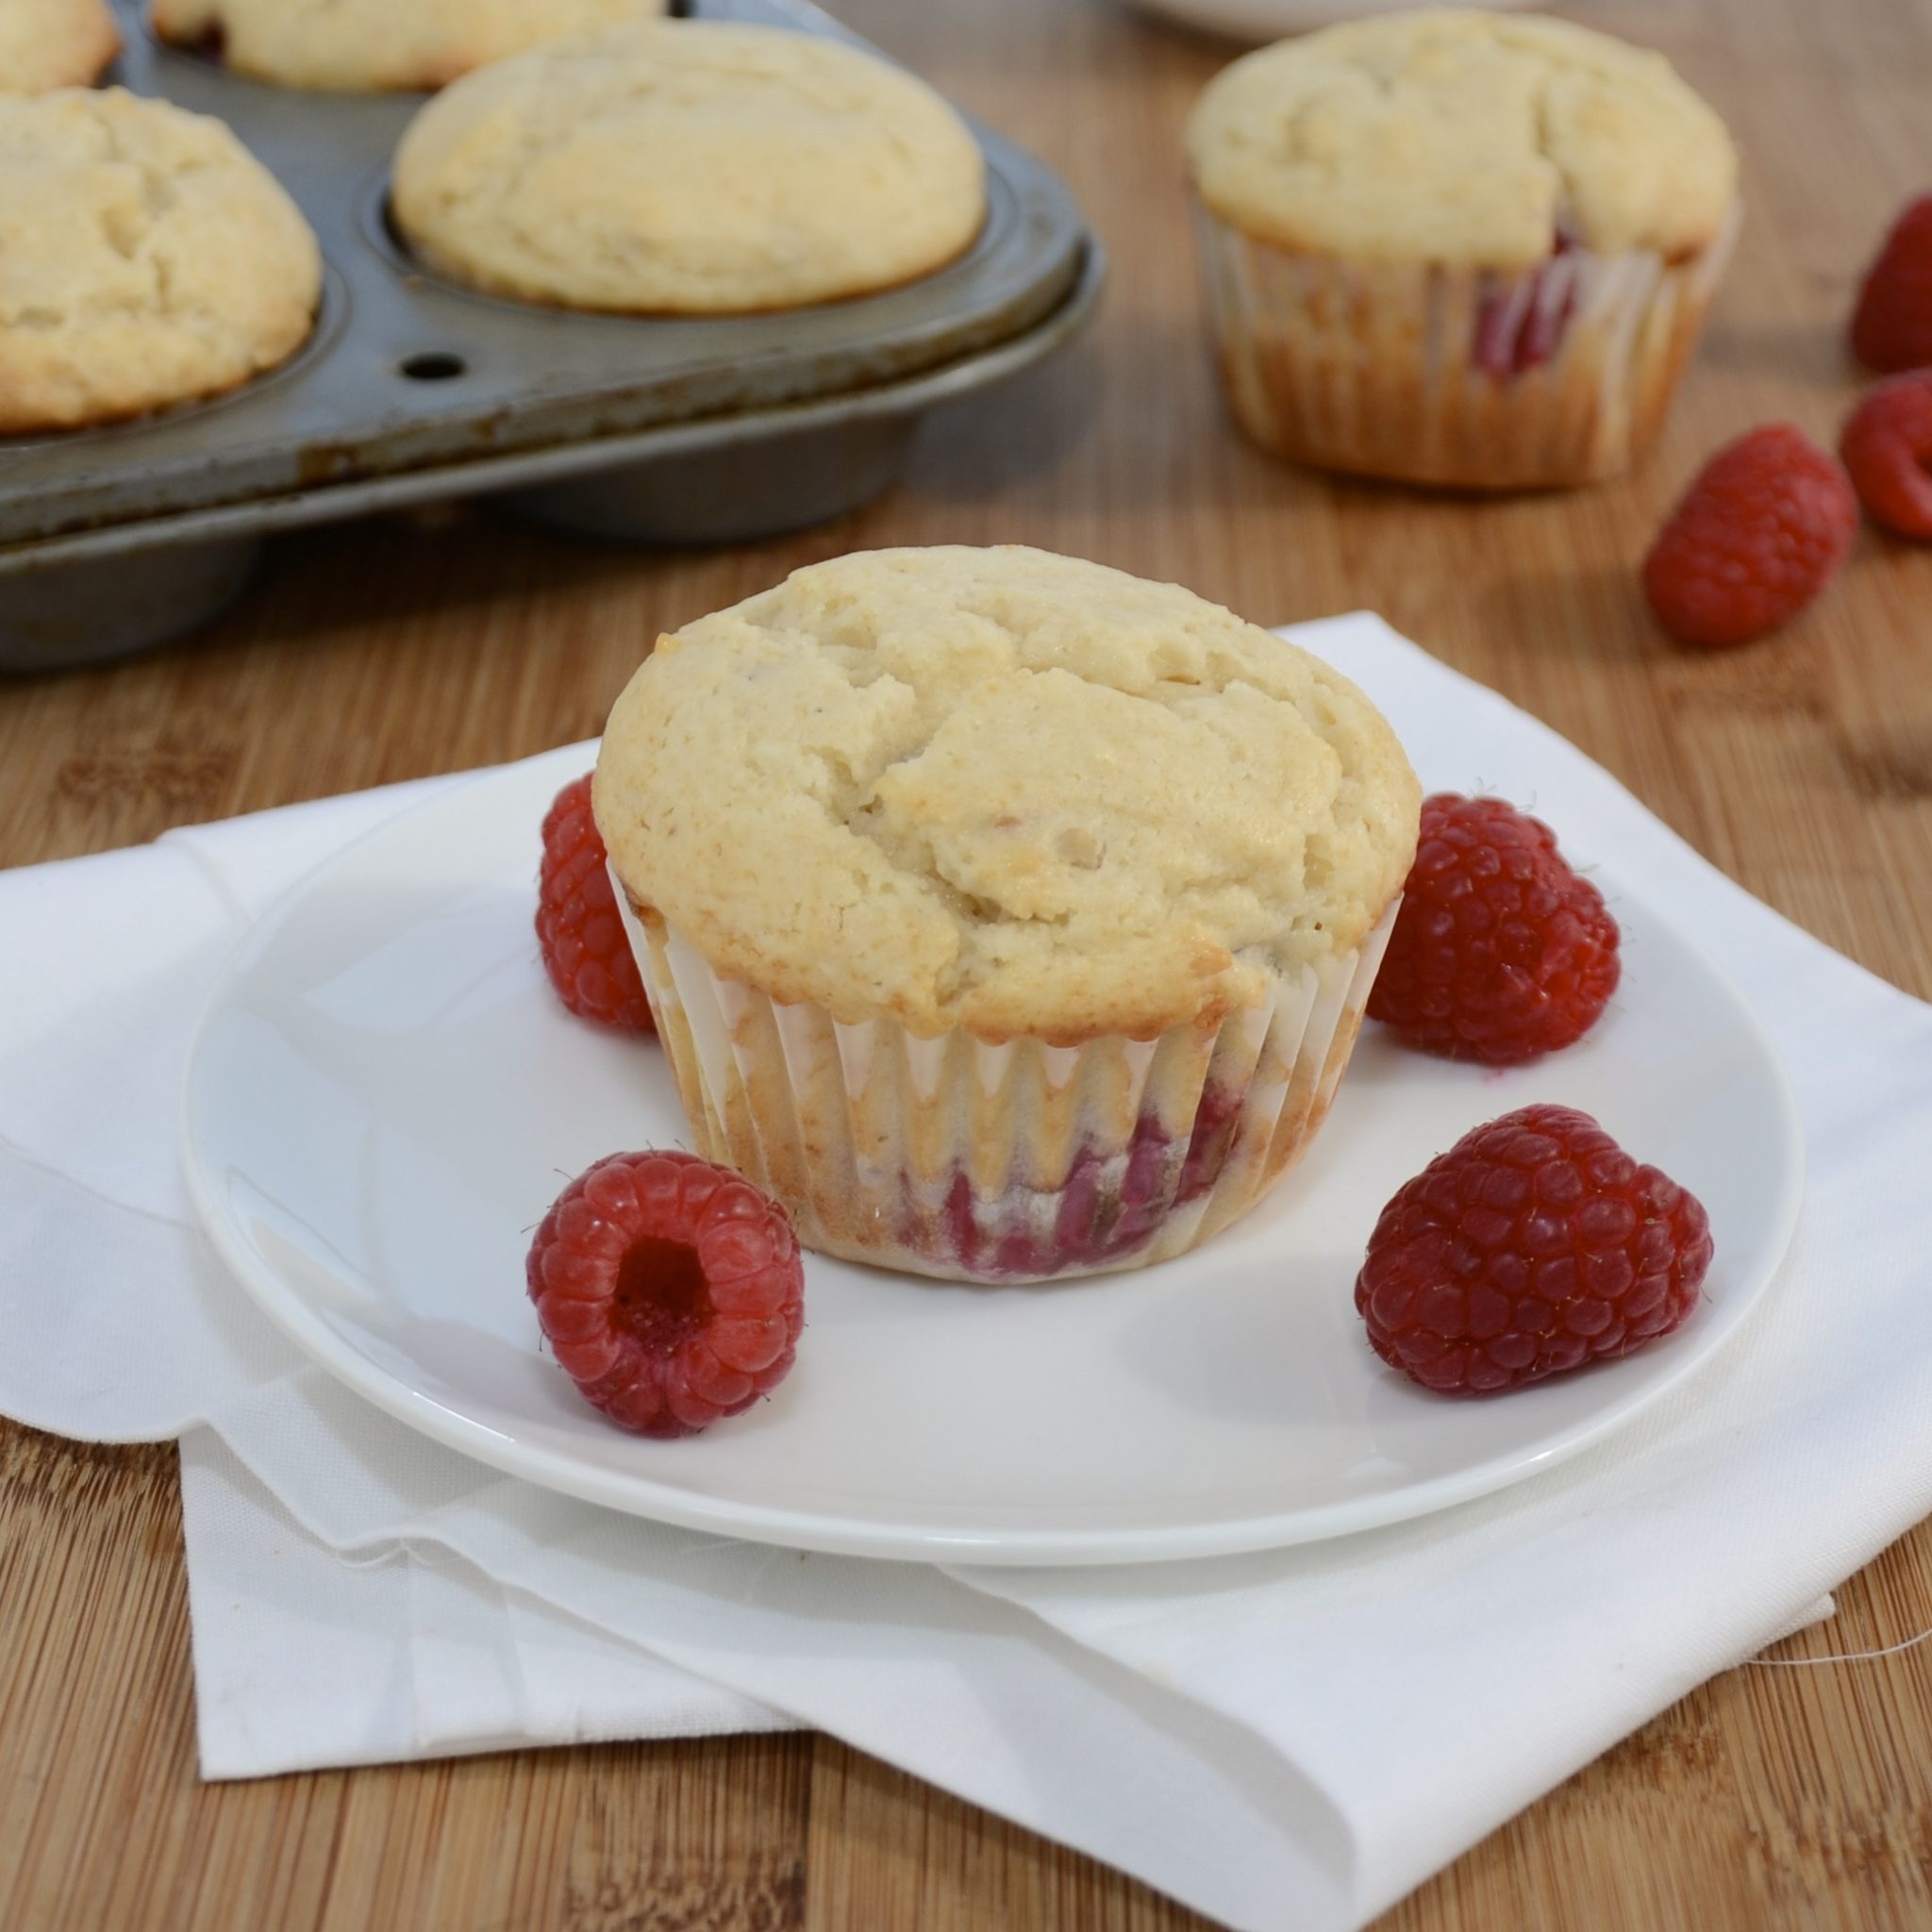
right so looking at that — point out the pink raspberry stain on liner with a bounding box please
[923,1083,1247,1281]
[1474,233,1580,381]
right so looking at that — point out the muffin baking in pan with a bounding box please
[0,0,1100,669]
[391,21,987,313]
[148,0,672,93]
[0,88,321,434]
[0,0,121,94]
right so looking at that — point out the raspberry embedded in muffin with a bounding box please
[914,1082,1249,1280]
[1473,234,1580,380]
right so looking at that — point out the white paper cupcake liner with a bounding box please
[1192,200,1740,489]
[615,874,1398,1283]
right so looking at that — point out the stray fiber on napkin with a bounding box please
[7,614,1928,1932]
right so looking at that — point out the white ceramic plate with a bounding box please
[1124,0,1531,46]
[182,747,1802,1566]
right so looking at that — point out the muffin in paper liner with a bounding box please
[1192,200,1740,491]
[616,874,1398,1284]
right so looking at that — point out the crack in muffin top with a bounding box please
[595,547,1420,1043]
[1186,8,1738,270]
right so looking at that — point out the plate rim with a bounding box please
[179,744,1807,1567]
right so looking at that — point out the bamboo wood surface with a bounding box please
[5,0,1932,1925]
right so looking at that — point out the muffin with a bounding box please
[391,21,987,314]
[594,547,1421,1284]
[150,0,669,92]
[0,90,322,434]
[1,0,119,92]
[1186,9,1740,489]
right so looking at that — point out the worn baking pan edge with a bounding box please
[0,240,1104,578]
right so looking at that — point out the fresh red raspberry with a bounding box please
[1366,794,1620,1066]
[537,774,654,1032]
[526,1151,805,1437]
[1840,372,1932,538]
[1356,1106,1713,1395]
[1641,425,1857,648]
[1850,196,1932,375]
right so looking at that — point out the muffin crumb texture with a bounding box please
[595,547,1420,1042]
[1187,8,1738,269]
[0,0,119,93]
[0,89,322,433]
[391,20,986,313]
[149,0,669,92]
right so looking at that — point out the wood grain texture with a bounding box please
[4,0,1931,1925]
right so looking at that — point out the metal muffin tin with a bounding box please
[0,0,1103,671]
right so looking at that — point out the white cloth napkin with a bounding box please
[8,613,1929,1932]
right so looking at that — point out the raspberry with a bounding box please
[1355,1106,1713,1395]
[1850,196,1932,375]
[537,774,654,1032]
[526,1151,805,1437]
[1840,372,1932,539]
[1641,425,1857,648]
[1366,794,1620,1065]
